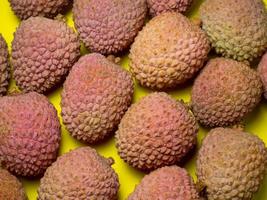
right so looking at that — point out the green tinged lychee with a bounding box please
[197,128,267,200]
[200,0,267,62]
[116,92,198,171]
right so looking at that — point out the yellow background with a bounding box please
[0,0,267,199]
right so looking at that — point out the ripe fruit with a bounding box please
[128,166,199,200]
[12,17,80,94]
[0,34,9,96]
[147,0,193,17]
[73,0,147,55]
[61,53,134,144]
[0,92,61,177]
[9,0,70,20]
[38,147,119,200]
[191,58,262,127]
[0,169,27,200]
[116,92,198,171]
[130,12,210,90]
[200,0,267,62]
[258,52,267,99]
[197,128,267,200]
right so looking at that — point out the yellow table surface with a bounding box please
[0,0,267,199]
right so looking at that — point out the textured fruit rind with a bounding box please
[9,0,70,20]
[0,92,61,177]
[73,0,147,55]
[130,12,210,90]
[116,92,198,171]
[200,0,267,62]
[12,17,80,94]
[128,166,200,200]
[0,34,9,96]
[0,169,27,200]
[147,0,193,16]
[197,128,267,200]
[61,53,134,144]
[38,147,119,200]
[258,52,267,99]
[192,58,263,128]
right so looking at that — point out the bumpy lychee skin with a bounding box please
[200,0,267,62]
[0,169,27,200]
[191,58,262,128]
[73,0,147,55]
[147,0,193,17]
[9,0,70,20]
[128,166,200,200]
[258,52,267,99]
[61,53,134,144]
[130,12,210,90]
[116,92,198,171]
[0,34,9,96]
[12,17,80,94]
[197,128,267,200]
[38,147,119,200]
[0,92,61,177]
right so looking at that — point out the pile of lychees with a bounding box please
[1,0,267,199]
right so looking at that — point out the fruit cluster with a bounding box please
[1,0,267,199]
